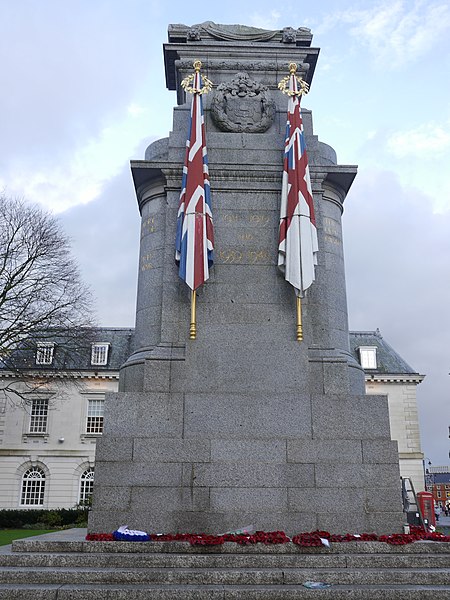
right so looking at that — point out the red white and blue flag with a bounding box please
[175,71,214,290]
[278,74,318,297]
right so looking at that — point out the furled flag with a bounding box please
[278,65,318,297]
[175,63,214,290]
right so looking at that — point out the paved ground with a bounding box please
[437,514,450,528]
[0,528,87,554]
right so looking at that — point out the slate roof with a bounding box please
[1,328,134,373]
[432,473,450,484]
[2,327,420,377]
[349,330,421,376]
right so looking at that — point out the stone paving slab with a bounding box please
[0,566,449,586]
[2,583,450,600]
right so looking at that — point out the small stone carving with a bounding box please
[282,27,297,43]
[176,60,280,72]
[187,26,201,41]
[211,72,275,133]
[197,21,278,41]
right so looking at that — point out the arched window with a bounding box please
[21,467,45,506]
[79,468,94,505]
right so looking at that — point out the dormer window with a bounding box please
[91,343,110,366]
[35,343,54,365]
[358,346,377,369]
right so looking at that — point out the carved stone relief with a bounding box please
[210,72,275,133]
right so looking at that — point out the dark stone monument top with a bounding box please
[164,22,319,101]
[168,22,313,43]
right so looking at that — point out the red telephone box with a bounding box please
[417,491,436,528]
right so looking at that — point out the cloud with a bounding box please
[315,0,450,68]
[249,10,281,30]
[2,109,157,213]
[60,163,141,327]
[387,121,450,158]
[0,1,168,213]
[344,168,450,463]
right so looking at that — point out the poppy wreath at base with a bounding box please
[86,527,450,546]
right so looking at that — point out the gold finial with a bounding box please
[181,60,213,95]
[278,63,309,97]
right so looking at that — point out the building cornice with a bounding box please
[0,370,119,381]
[365,374,425,385]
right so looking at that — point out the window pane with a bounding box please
[86,400,104,434]
[91,344,109,366]
[21,467,45,506]
[36,343,54,365]
[79,468,95,504]
[29,399,49,434]
[359,347,377,369]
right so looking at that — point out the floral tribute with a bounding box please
[86,526,450,547]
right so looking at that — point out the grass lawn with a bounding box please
[0,529,57,546]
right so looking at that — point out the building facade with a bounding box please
[0,329,133,510]
[349,331,425,492]
[0,328,424,509]
[425,466,450,507]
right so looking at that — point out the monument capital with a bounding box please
[164,22,319,101]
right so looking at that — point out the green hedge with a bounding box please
[0,508,89,529]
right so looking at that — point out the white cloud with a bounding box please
[316,1,450,67]
[127,103,146,117]
[5,106,155,213]
[387,121,450,157]
[249,10,281,30]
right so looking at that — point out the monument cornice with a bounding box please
[132,160,356,196]
[166,47,318,92]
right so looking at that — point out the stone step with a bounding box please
[2,535,450,599]
[11,539,450,555]
[2,583,450,600]
[0,566,449,586]
[2,550,450,569]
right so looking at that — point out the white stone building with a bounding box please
[349,331,425,492]
[0,328,424,509]
[0,329,133,510]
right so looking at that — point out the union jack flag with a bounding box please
[175,71,214,290]
[278,73,318,297]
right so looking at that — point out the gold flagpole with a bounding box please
[296,295,303,342]
[190,290,197,340]
[180,61,214,341]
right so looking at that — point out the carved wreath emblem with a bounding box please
[211,72,275,133]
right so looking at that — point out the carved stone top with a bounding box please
[165,22,319,94]
[168,22,313,46]
[210,72,275,133]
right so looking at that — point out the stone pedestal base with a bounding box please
[89,386,403,535]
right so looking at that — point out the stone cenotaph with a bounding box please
[89,23,404,535]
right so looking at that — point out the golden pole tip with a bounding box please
[193,60,202,71]
[289,62,298,74]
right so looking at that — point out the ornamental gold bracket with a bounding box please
[181,60,213,95]
[278,62,309,97]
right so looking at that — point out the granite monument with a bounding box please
[88,22,404,535]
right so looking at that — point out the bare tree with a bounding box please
[0,194,96,405]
